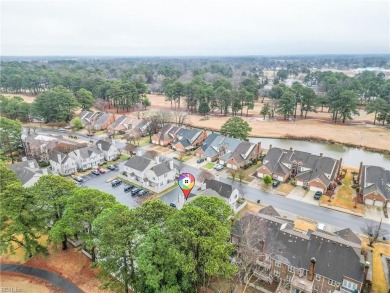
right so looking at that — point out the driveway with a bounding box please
[286,187,318,206]
[0,264,83,293]
[365,205,390,224]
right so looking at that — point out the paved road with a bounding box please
[27,127,390,233]
[0,264,83,293]
[160,162,390,233]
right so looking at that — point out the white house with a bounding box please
[68,146,105,171]
[7,158,53,186]
[122,155,176,193]
[200,178,240,208]
[49,151,77,176]
[95,139,120,161]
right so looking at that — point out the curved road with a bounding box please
[0,264,83,293]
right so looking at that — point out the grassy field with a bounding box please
[320,168,365,214]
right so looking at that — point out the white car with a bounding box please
[214,164,225,171]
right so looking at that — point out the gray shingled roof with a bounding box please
[201,134,242,158]
[49,151,73,164]
[96,140,113,152]
[176,128,201,143]
[233,212,365,284]
[124,156,152,171]
[150,161,172,177]
[204,179,234,198]
[258,206,281,217]
[335,228,362,245]
[76,146,103,159]
[361,165,390,200]
[7,160,52,185]
[93,113,111,127]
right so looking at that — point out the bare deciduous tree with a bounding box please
[361,219,387,247]
[173,111,188,126]
[144,150,158,159]
[228,169,238,181]
[175,161,184,174]
[93,98,108,111]
[237,168,245,183]
[124,143,137,157]
[197,170,215,183]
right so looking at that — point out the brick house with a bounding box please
[219,141,261,169]
[171,128,207,152]
[256,147,340,193]
[194,133,242,162]
[91,112,115,130]
[151,124,181,146]
[231,207,368,293]
[107,115,137,134]
[358,164,390,208]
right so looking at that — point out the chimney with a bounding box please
[338,158,343,176]
[269,144,272,150]
[362,262,370,289]
[307,257,316,281]
[57,153,62,163]
[357,161,363,184]
[320,153,323,157]
[97,143,102,151]
[169,160,173,170]
[28,160,35,169]
[201,182,206,190]
[215,174,220,181]
[155,156,160,164]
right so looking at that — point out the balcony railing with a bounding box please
[252,271,273,284]
[256,259,272,270]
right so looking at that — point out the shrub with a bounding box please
[290,179,296,186]
[263,175,272,185]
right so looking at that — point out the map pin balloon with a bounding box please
[178,173,195,200]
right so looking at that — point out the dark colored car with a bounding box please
[124,185,134,192]
[314,191,323,200]
[272,180,281,188]
[196,158,205,163]
[131,188,142,195]
[257,199,261,203]
[170,203,177,208]
[91,170,100,176]
[107,165,116,171]
[111,179,122,187]
[138,190,148,196]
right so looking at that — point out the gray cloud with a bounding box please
[1,0,389,55]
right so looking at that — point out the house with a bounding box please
[134,119,151,136]
[151,124,181,146]
[7,159,53,187]
[107,115,136,134]
[194,133,242,162]
[358,164,390,208]
[219,141,261,169]
[79,110,99,126]
[22,133,86,162]
[68,146,105,171]
[91,112,115,130]
[171,128,207,152]
[122,155,176,193]
[231,207,368,293]
[49,151,77,176]
[95,139,120,161]
[256,147,340,193]
[199,178,240,209]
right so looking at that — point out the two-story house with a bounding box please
[68,146,105,171]
[123,155,176,193]
[231,207,368,293]
[7,158,53,186]
[257,147,341,193]
[151,124,181,146]
[194,133,242,162]
[171,128,208,152]
[95,140,120,161]
[219,141,261,169]
[358,163,390,208]
[49,151,78,176]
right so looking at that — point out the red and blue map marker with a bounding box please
[178,173,195,200]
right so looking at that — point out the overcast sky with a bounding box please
[1,0,389,56]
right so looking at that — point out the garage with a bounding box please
[277,176,284,182]
[309,185,324,193]
[374,200,384,207]
[296,181,304,186]
[227,164,238,170]
[365,199,374,205]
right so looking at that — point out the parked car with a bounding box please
[214,164,225,171]
[86,133,94,137]
[197,158,205,164]
[58,128,66,132]
[64,126,71,129]
[257,199,261,203]
[107,165,116,171]
[98,168,106,174]
[91,169,100,175]
[138,190,148,196]
[111,179,122,187]
[170,203,177,208]
[124,185,134,192]
[314,191,323,200]
[272,180,281,188]
[73,176,83,182]
[131,188,142,196]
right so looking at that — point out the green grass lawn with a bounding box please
[177,154,193,162]
[138,136,151,147]
[203,162,214,169]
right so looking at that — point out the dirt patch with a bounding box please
[294,217,317,232]
[2,93,36,104]
[0,271,63,293]
[277,183,295,194]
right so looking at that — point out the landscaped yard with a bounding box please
[138,136,151,147]
[362,239,390,293]
[203,162,214,169]
[320,168,365,214]
[177,153,193,162]
[277,183,295,194]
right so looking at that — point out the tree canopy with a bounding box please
[220,116,252,140]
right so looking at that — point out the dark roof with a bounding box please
[150,161,172,177]
[361,165,390,200]
[204,179,234,198]
[124,156,152,171]
[49,150,74,164]
[258,206,280,217]
[233,212,365,284]
[335,228,362,245]
[96,140,113,152]
[201,134,241,158]
[7,159,52,185]
[176,128,202,143]
[93,113,111,126]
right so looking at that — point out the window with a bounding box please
[342,280,357,290]
[274,270,280,277]
[315,274,321,281]
[288,266,294,273]
[286,275,292,282]
[328,279,337,286]
[275,261,281,268]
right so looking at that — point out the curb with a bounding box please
[319,203,364,217]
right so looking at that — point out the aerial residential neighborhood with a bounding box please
[1,0,390,292]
